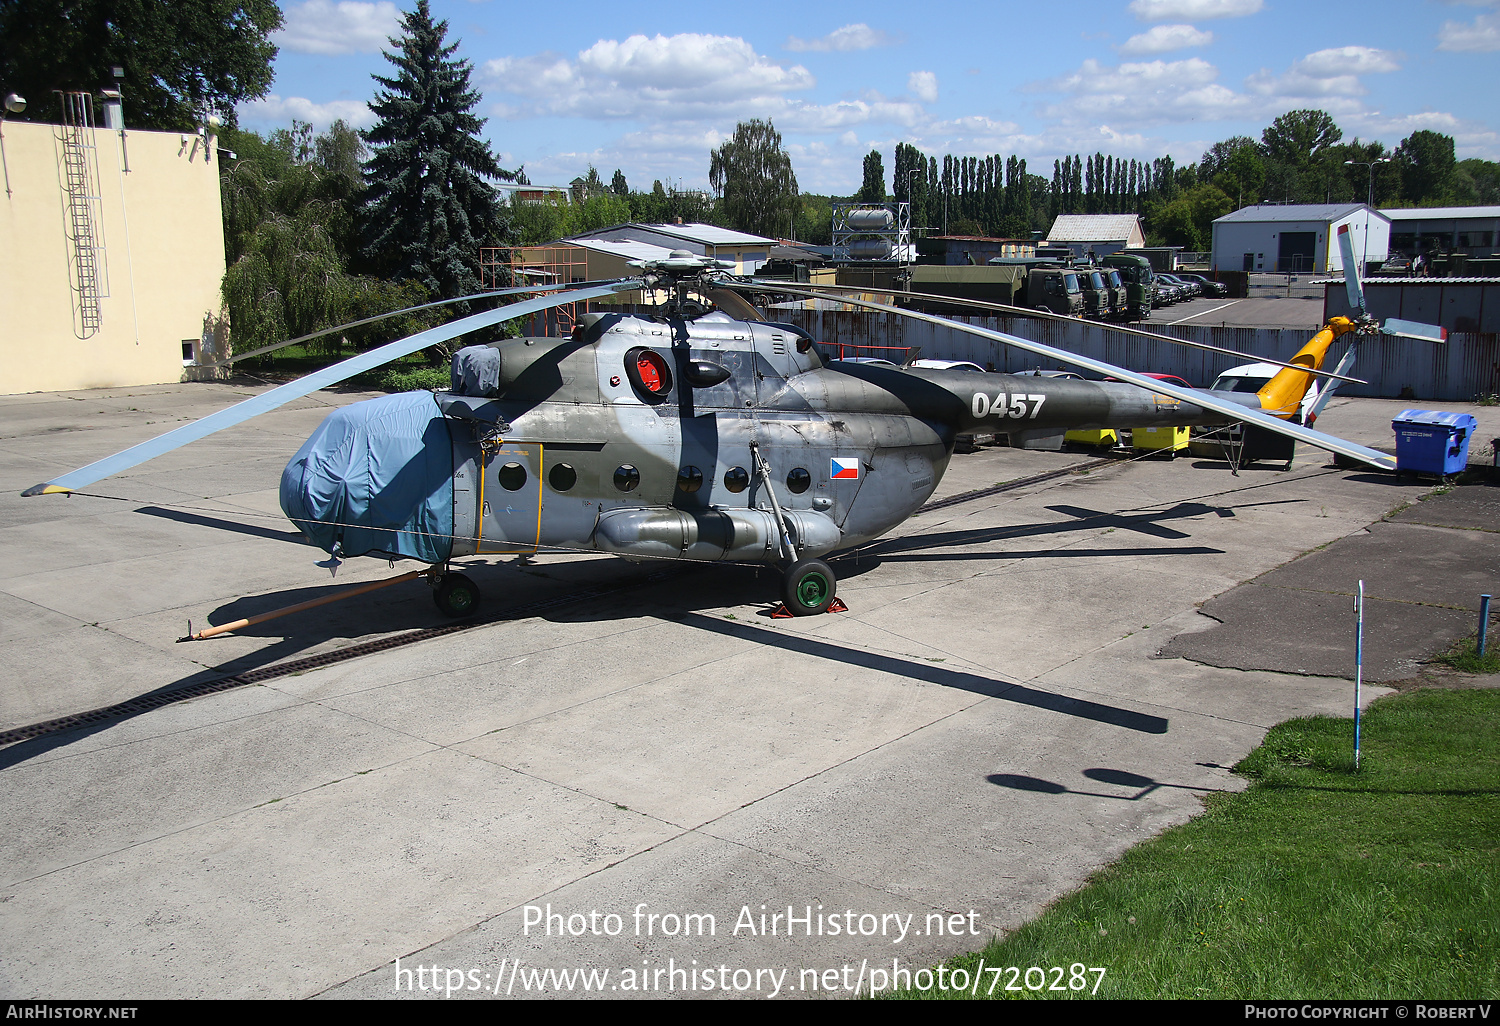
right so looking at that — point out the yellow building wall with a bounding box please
[0,119,226,394]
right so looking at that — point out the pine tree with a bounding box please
[360,0,514,299]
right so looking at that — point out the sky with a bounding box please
[238,0,1500,196]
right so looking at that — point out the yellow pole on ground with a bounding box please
[182,569,430,641]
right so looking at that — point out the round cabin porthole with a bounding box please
[624,347,672,402]
[497,462,527,491]
[677,466,704,494]
[614,465,640,492]
[723,467,749,493]
[549,463,577,492]
[786,467,812,494]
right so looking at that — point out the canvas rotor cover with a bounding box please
[280,391,456,563]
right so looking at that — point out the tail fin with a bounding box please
[1255,319,1359,419]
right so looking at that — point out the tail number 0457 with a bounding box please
[972,392,1047,420]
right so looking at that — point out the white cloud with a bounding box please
[272,0,399,56]
[485,34,814,120]
[1031,57,1253,127]
[237,95,375,130]
[908,71,938,102]
[1119,24,1214,56]
[1291,46,1402,76]
[1129,0,1262,21]
[483,33,933,135]
[785,24,895,52]
[1438,12,1500,51]
[1247,46,1401,98]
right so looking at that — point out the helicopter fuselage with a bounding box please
[408,310,1246,566]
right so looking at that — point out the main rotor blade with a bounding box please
[747,279,1366,385]
[201,279,633,367]
[732,281,1397,471]
[23,282,639,497]
[1337,224,1366,317]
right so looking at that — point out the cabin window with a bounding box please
[724,467,749,493]
[677,466,704,493]
[497,462,527,491]
[614,465,640,492]
[549,463,576,492]
[786,468,811,494]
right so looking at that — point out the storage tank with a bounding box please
[846,208,894,231]
[847,238,894,260]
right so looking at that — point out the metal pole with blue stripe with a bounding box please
[1354,580,1364,772]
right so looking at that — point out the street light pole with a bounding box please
[1344,158,1391,277]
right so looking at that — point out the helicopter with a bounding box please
[22,245,1432,624]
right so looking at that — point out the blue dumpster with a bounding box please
[1391,410,1478,477]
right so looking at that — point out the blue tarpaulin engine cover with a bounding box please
[280,391,456,563]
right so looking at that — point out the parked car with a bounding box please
[1188,362,1323,462]
[1176,272,1229,297]
[1013,368,1084,379]
[834,357,901,368]
[910,359,986,373]
[1158,273,1200,299]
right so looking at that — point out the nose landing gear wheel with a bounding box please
[433,573,481,618]
[781,558,836,616]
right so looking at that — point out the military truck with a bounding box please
[908,263,1084,317]
[1099,253,1154,321]
[1074,267,1111,320]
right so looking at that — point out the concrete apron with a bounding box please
[0,383,1488,999]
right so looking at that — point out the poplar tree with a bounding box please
[360,0,514,298]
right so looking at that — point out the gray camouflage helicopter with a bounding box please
[23,249,1413,623]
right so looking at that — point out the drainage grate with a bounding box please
[3,461,1111,748]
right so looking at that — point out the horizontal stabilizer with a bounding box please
[1380,318,1447,343]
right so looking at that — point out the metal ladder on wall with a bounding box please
[56,91,108,337]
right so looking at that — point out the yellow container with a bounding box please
[1065,428,1118,447]
[1132,425,1190,453]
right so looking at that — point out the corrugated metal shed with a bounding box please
[1321,278,1500,333]
[779,310,1500,400]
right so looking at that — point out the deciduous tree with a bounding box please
[708,119,799,238]
[1396,130,1456,206]
[0,0,281,130]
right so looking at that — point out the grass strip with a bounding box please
[888,688,1500,999]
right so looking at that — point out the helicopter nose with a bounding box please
[280,391,456,564]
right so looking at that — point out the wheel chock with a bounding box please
[771,597,848,618]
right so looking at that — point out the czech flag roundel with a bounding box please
[831,457,860,480]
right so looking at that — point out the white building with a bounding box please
[1211,203,1389,274]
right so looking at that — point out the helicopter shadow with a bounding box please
[0,492,1237,768]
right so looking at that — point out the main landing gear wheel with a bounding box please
[781,558,836,616]
[433,573,481,618]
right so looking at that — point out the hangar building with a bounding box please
[1211,203,1388,274]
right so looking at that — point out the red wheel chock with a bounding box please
[771,597,848,618]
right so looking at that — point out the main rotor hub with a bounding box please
[627,250,735,318]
